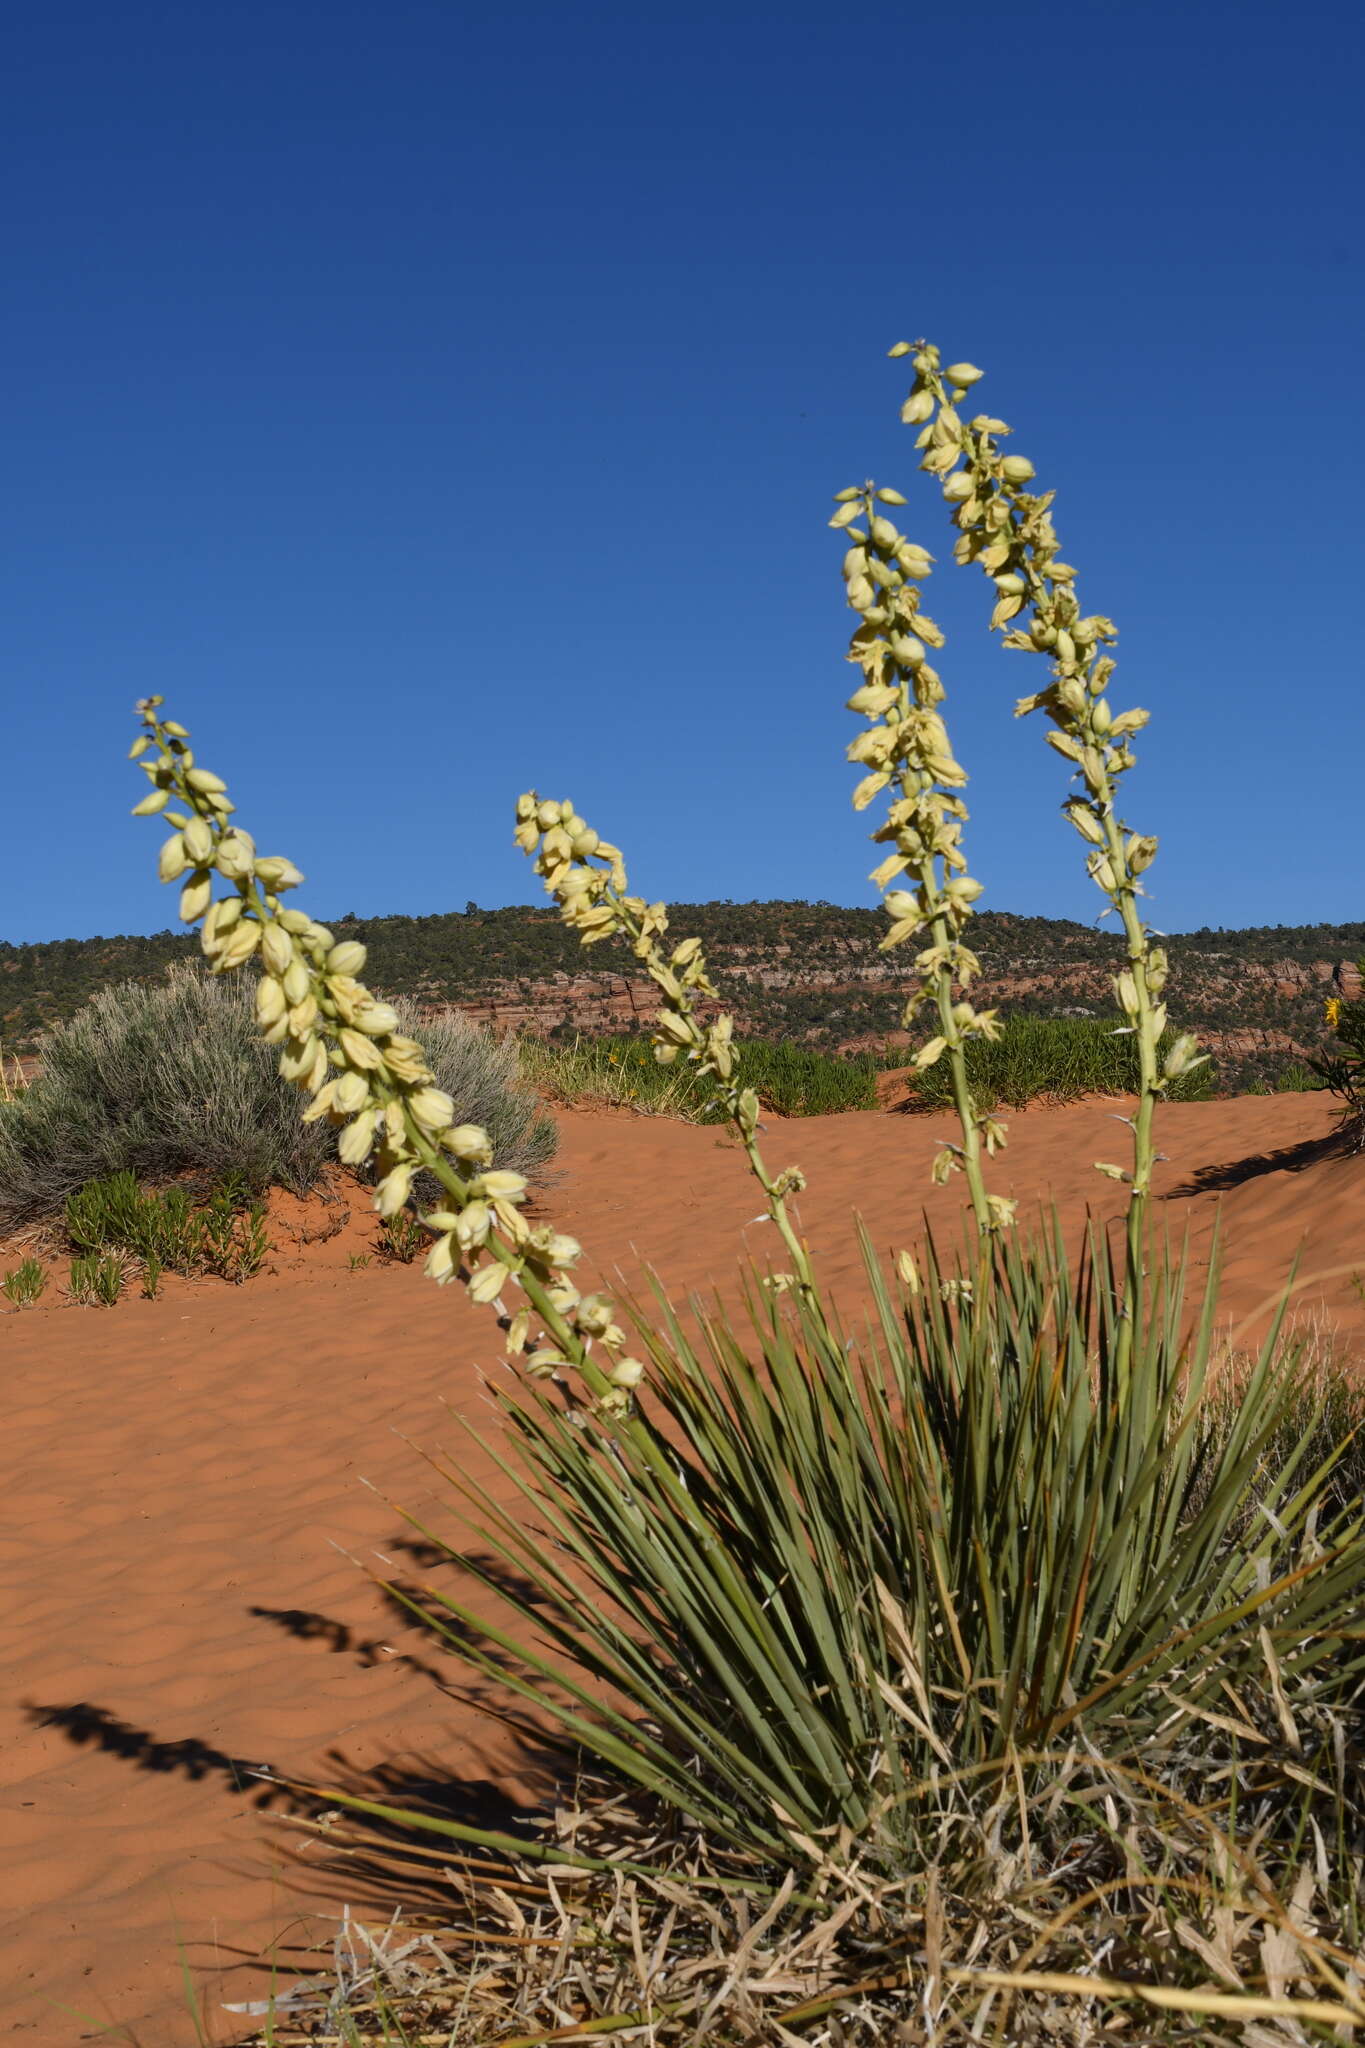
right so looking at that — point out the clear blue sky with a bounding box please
[5,0,1362,944]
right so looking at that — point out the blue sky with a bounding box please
[4,0,1362,943]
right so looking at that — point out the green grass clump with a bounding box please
[906,1012,1216,1111]
[68,1250,124,1305]
[524,1032,877,1119]
[1,1256,46,1306]
[0,970,557,1230]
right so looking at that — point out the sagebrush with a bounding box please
[0,966,555,1228]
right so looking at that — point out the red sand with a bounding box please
[3,1094,1363,2043]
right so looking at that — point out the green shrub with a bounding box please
[1,1256,46,1306]
[905,1012,1215,1110]
[1319,969,1365,1140]
[523,1032,877,1119]
[0,970,556,1229]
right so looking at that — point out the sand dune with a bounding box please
[2,1093,1362,2044]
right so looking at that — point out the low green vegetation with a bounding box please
[1,1256,46,1306]
[523,1031,878,1118]
[64,1167,272,1283]
[904,1011,1216,1110]
[68,1250,124,1306]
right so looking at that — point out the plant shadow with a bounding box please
[24,1537,585,1944]
[1163,1125,1348,1198]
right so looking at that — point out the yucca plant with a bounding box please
[125,340,1365,2028]
[381,1223,1364,1873]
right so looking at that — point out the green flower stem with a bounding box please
[609,897,819,1302]
[927,907,992,1237]
[517,802,823,1312]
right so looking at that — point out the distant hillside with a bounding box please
[4,902,1361,1093]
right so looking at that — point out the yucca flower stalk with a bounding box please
[513,795,821,1300]
[127,699,647,1416]
[830,483,1010,1235]
[889,341,1205,1370]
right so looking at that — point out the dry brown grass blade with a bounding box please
[954,1964,1364,2027]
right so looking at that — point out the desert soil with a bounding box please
[3,1094,1363,2044]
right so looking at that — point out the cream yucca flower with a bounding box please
[514,792,823,1301]
[883,340,1206,1365]
[828,480,1005,1232]
[129,698,633,1416]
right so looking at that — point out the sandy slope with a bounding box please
[2,1094,1362,2044]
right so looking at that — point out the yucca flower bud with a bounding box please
[446,1123,494,1164]
[338,1027,384,1072]
[466,1261,510,1306]
[1000,456,1035,484]
[338,1110,379,1166]
[847,680,899,716]
[300,1079,339,1124]
[574,1294,613,1337]
[1162,1033,1201,1080]
[944,362,984,388]
[900,388,934,425]
[179,872,212,923]
[942,473,973,503]
[278,1034,317,1084]
[254,856,304,892]
[181,816,213,865]
[260,922,294,976]
[375,1165,413,1218]
[158,833,189,883]
[455,1201,491,1250]
[424,1233,457,1284]
[609,1357,645,1389]
[216,832,256,880]
[334,1071,370,1116]
[1063,800,1105,845]
[185,768,227,795]
[281,959,311,1007]
[352,1001,399,1036]
[255,976,287,1029]
[408,1085,456,1130]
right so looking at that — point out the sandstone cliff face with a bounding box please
[416,921,1359,1094]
